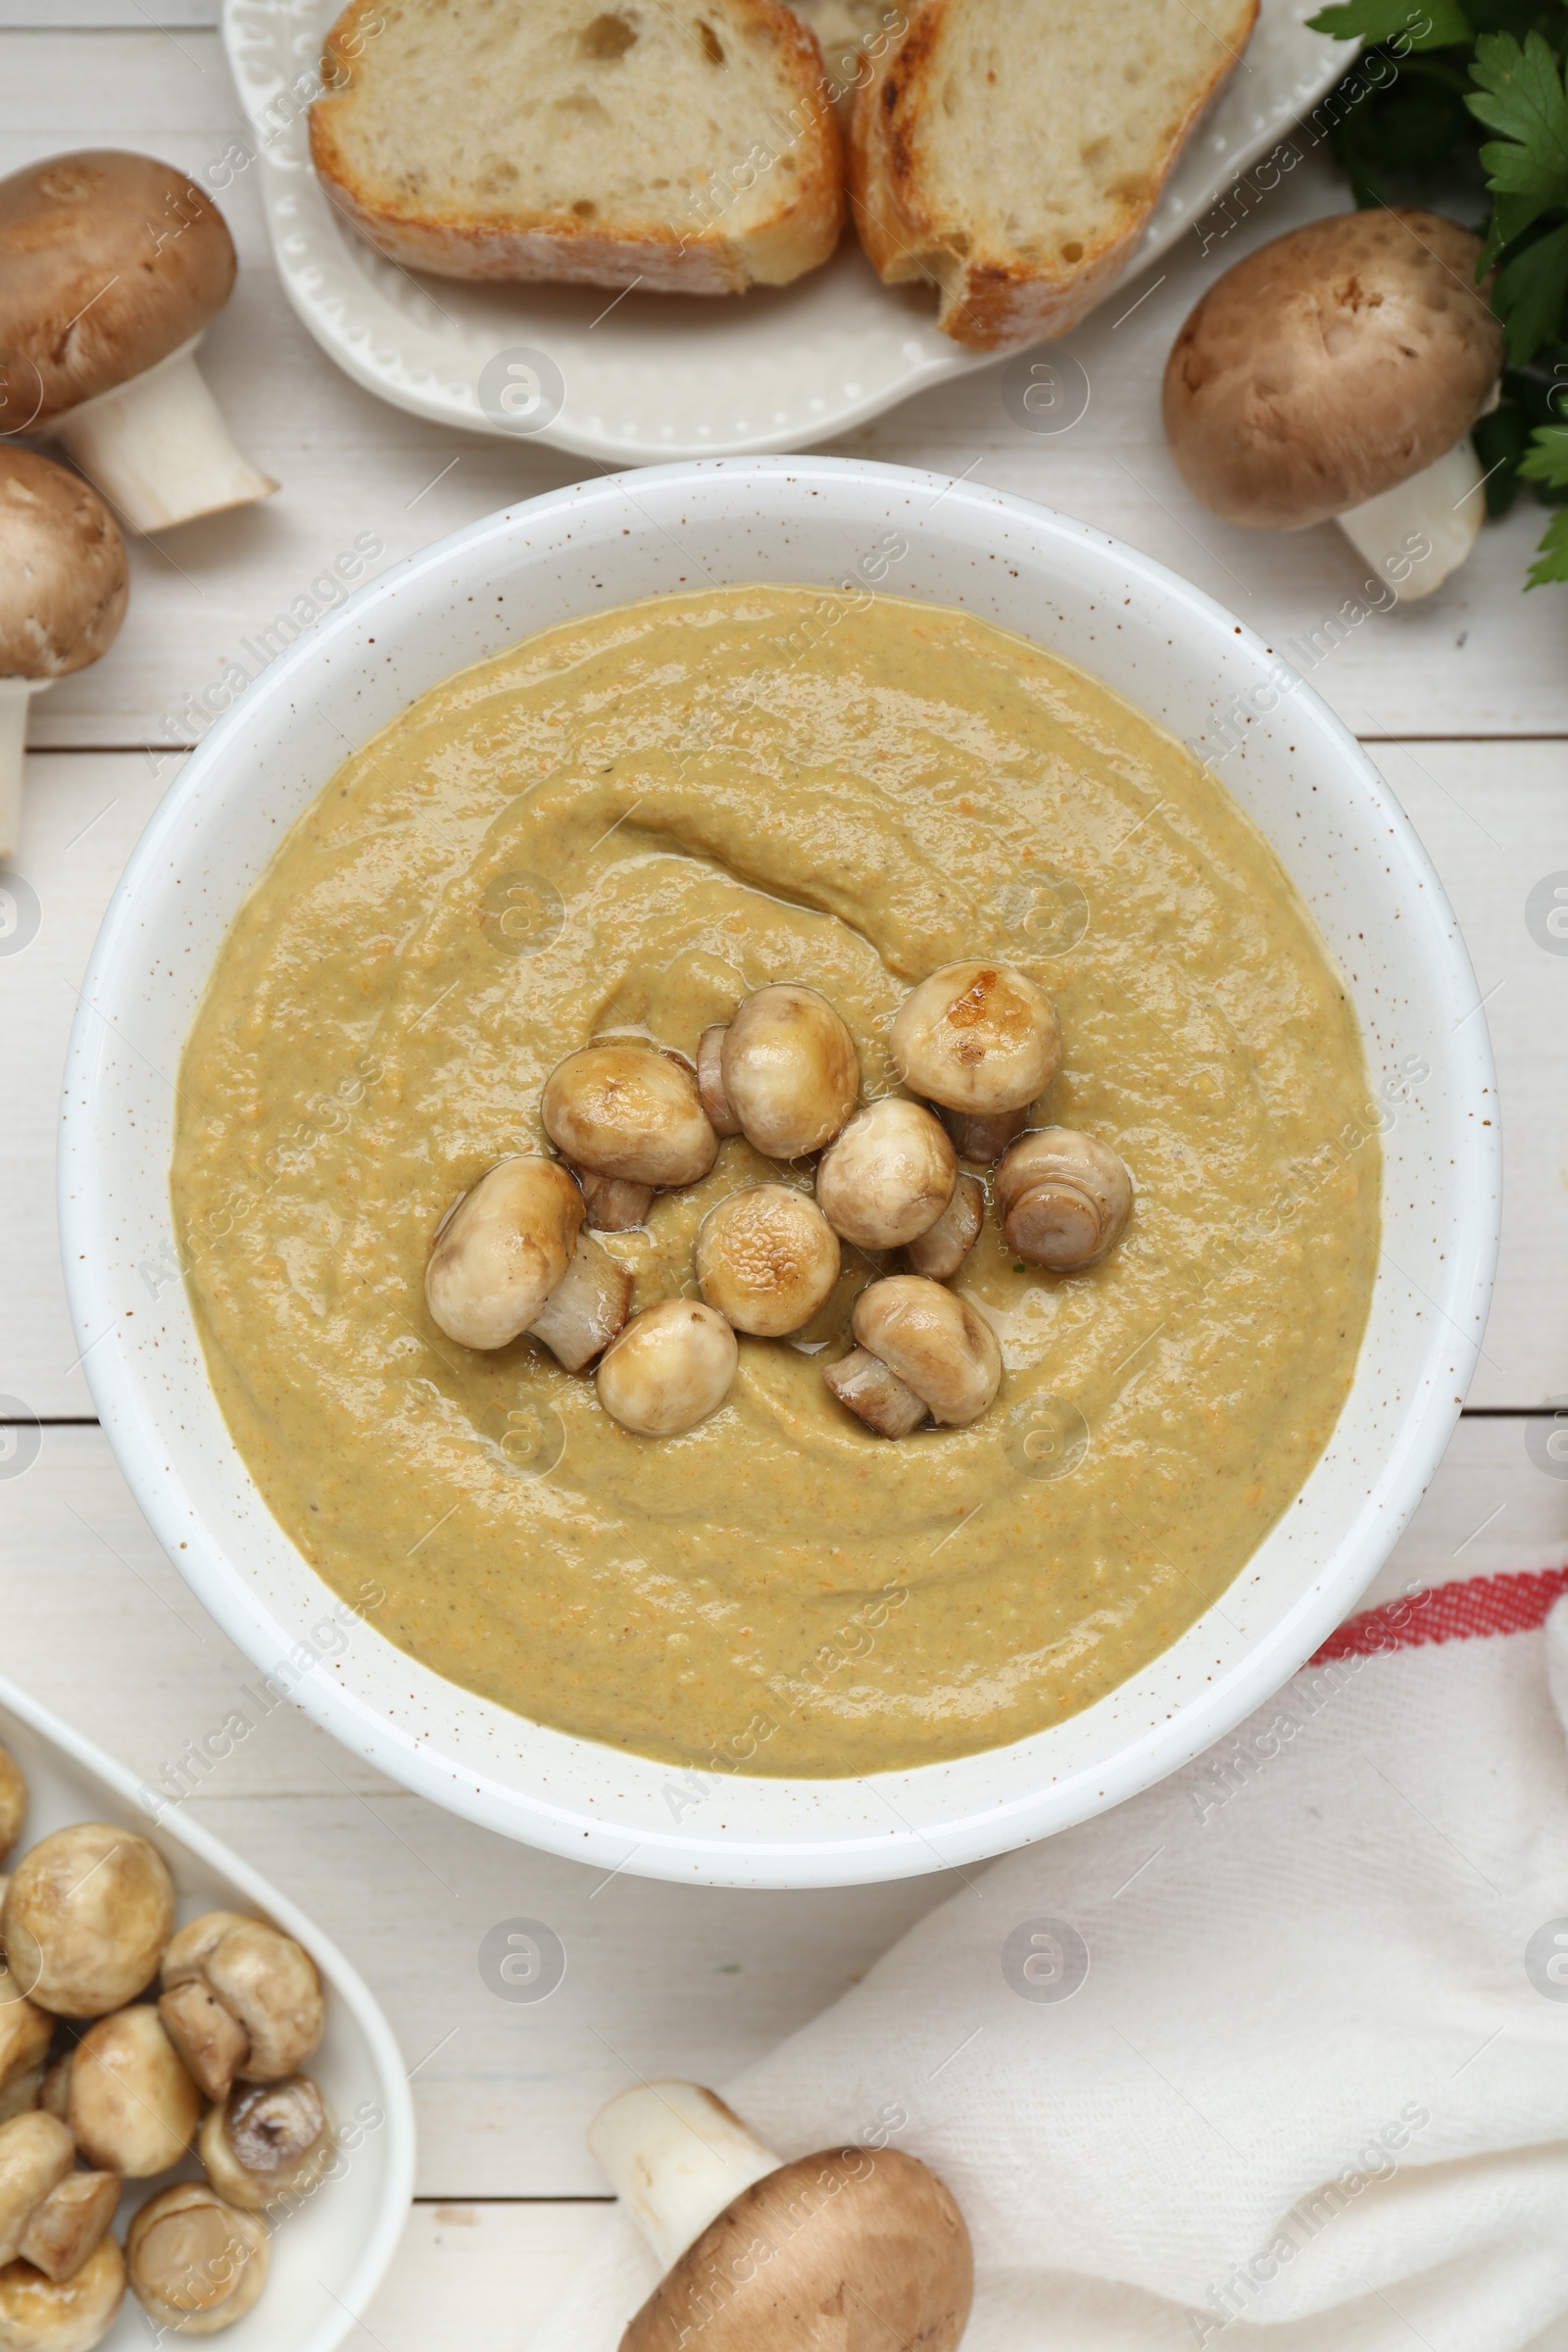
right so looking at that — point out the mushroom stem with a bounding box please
[1335,440,1484,603]
[49,338,276,536]
[0,679,46,864]
[588,2083,782,2270]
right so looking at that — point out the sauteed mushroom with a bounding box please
[525,1235,633,1374]
[574,1168,655,1234]
[942,1103,1028,1165]
[0,2117,74,2267]
[0,2233,124,2352]
[126,2182,268,2337]
[827,1276,1002,1436]
[0,1984,49,2132]
[717,986,859,1158]
[695,1024,743,1138]
[995,1129,1133,1272]
[424,1156,584,1350]
[3,1826,174,2018]
[815,1098,956,1250]
[891,962,1060,1116]
[696,1187,841,1337]
[542,1044,717,1189]
[66,2008,200,2177]
[905,1172,984,1280]
[591,2082,973,2352]
[16,2175,119,2289]
[159,1914,323,2108]
[198,2075,332,2213]
[597,1301,738,1438]
[0,1745,26,1867]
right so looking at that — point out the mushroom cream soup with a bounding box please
[172,587,1380,1776]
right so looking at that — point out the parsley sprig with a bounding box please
[1307,0,1568,580]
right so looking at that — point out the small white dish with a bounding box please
[220,0,1351,463]
[0,1671,415,2351]
[60,456,1498,1890]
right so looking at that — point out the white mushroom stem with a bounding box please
[48,337,276,537]
[1336,440,1484,604]
[0,678,47,864]
[588,2083,782,2269]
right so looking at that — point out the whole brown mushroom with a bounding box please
[126,2182,268,2338]
[3,1825,174,2019]
[0,150,275,534]
[159,1912,324,2105]
[815,1098,956,1250]
[590,2082,972,2352]
[717,986,859,1159]
[542,1043,717,1189]
[891,962,1061,1119]
[64,2007,201,2178]
[424,1156,584,1351]
[597,1301,739,1439]
[996,1128,1133,1273]
[1163,209,1504,600]
[696,1185,841,1337]
[0,2233,125,2352]
[198,2075,333,2214]
[0,451,128,862]
[826,1275,1002,1438]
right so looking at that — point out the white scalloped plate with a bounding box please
[220,0,1351,463]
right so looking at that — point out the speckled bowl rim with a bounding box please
[60,458,1500,1889]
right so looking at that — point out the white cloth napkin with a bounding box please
[532,1569,1568,2351]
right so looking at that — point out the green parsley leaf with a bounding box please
[1495,218,1568,359]
[1467,30,1568,253]
[1525,504,1568,581]
[1518,418,1568,481]
[1309,0,1473,43]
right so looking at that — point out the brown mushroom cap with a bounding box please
[0,1748,24,1870]
[3,1825,175,2018]
[0,451,127,684]
[160,1912,324,2095]
[891,963,1061,1116]
[0,152,236,428]
[1162,209,1505,530]
[67,2007,201,2178]
[696,1185,842,1337]
[126,2181,267,2336]
[852,1276,1002,1428]
[597,1300,738,1438]
[542,1044,717,1189]
[198,2076,332,2213]
[719,986,859,1159]
[996,1128,1133,1272]
[622,2145,973,2352]
[816,1097,956,1250]
[424,1155,584,1351]
[0,2232,125,2352]
[0,2115,74,2268]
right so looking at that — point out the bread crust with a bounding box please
[309,0,845,295]
[849,0,1258,351]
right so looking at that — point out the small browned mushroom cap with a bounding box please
[16,2173,119,2288]
[126,2181,267,2337]
[0,2232,125,2352]
[996,1129,1133,1272]
[67,2007,201,2178]
[891,963,1061,1116]
[597,1300,738,1438]
[696,1185,841,1337]
[543,1043,717,1190]
[1162,209,1503,531]
[0,153,274,536]
[905,1171,984,1281]
[424,1156,584,1351]
[160,1913,324,2102]
[851,1276,1002,1428]
[0,454,127,684]
[3,1825,175,2018]
[719,986,859,1158]
[0,1749,25,1872]
[198,2075,332,2213]
[0,2116,74,2268]
[816,1098,956,1250]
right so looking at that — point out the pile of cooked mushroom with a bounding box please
[426,961,1134,1443]
[0,1743,331,2347]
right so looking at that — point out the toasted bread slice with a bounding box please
[310,0,846,295]
[850,0,1258,350]
[788,0,903,115]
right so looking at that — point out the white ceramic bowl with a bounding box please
[61,458,1499,1890]
[0,1671,415,2352]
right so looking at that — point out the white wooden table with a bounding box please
[2,10,1565,2342]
